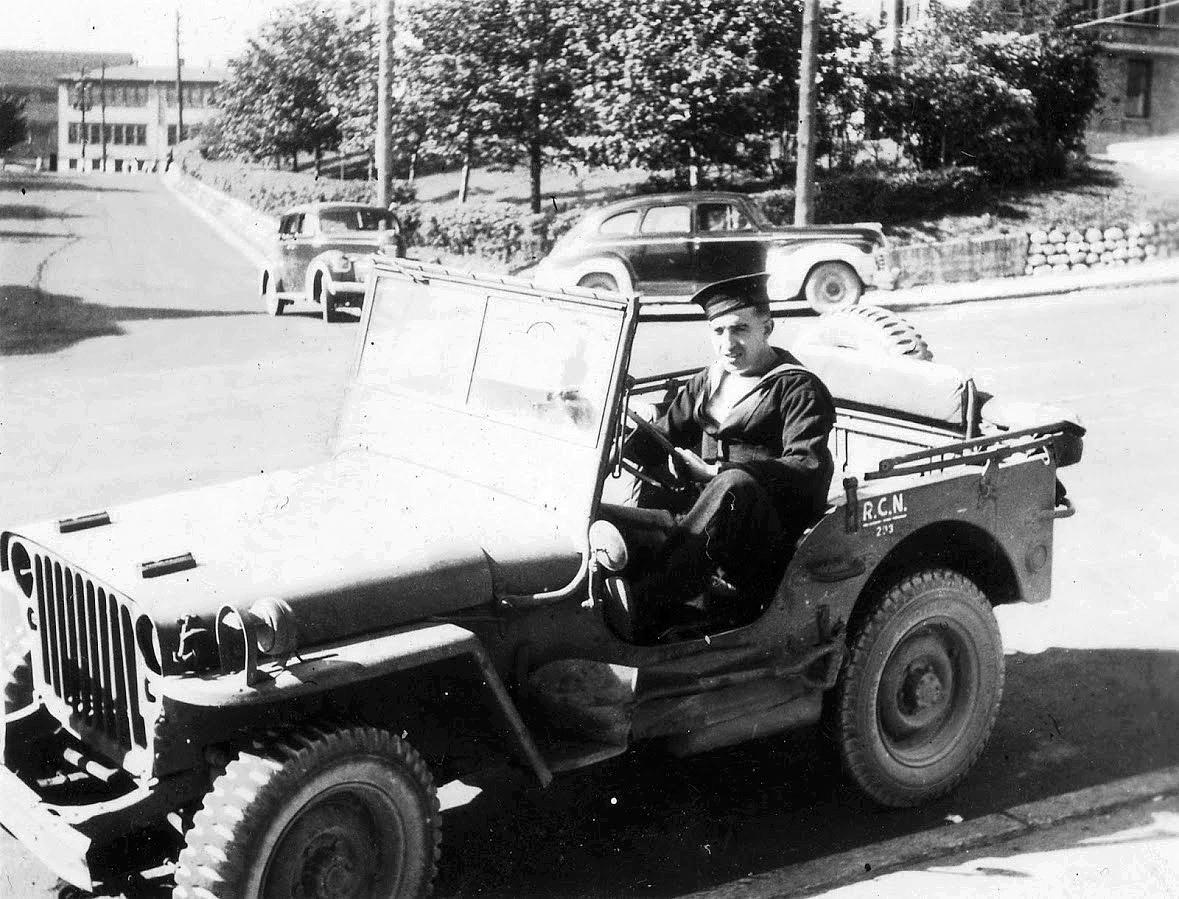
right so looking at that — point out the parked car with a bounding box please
[259,201,405,323]
[0,260,1083,896]
[533,191,891,311]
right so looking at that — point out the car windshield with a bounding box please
[319,208,396,233]
[357,277,623,447]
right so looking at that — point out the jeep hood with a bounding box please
[6,452,583,645]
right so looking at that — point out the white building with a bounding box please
[56,64,226,172]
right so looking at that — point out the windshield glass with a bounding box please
[358,277,623,446]
[319,207,397,233]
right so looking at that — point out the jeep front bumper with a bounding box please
[0,705,207,890]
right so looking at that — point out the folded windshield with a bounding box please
[358,277,623,445]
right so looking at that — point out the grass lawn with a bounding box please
[886,157,1179,244]
[410,155,1179,247]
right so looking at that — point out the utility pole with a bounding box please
[100,64,107,172]
[793,0,820,225]
[376,0,396,207]
[175,8,185,146]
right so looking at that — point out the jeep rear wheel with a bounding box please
[804,261,862,312]
[833,569,1004,807]
[174,724,439,899]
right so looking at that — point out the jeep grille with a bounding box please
[26,548,147,753]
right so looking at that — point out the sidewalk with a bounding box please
[877,255,1179,311]
[687,765,1179,899]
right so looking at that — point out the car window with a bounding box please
[640,205,691,235]
[698,203,753,233]
[320,208,398,233]
[598,210,638,236]
[293,213,308,236]
[279,215,298,236]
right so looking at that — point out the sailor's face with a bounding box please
[710,307,773,374]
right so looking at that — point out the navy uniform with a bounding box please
[627,276,836,624]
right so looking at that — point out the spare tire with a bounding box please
[793,304,933,361]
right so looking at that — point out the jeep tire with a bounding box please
[3,651,33,715]
[804,261,862,312]
[795,304,934,361]
[174,724,440,899]
[833,569,1004,807]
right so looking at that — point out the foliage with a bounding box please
[971,0,1102,178]
[0,92,28,155]
[752,167,992,226]
[179,151,416,217]
[865,1,1101,182]
[416,202,582,263]
[403,0,584,212]
[215,1,360,166]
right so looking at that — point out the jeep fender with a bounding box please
[541,253,636,294]
[159,622,553,785]
[260,266,283,295]
[766,242,876,300]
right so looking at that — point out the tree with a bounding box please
[406,0,583,212]
[217,1,348,169]
[0,92,28,156]
[971,0,1102,177]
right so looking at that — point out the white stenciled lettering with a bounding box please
[862,500,875,523]
[863,492,910,530]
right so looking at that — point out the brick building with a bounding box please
[57,64,226,172]
[0,49,133,169]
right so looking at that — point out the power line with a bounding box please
[1071,0,1179,29]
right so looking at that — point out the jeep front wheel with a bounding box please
[804,261,862,312]
[262,273,287,316]
[174,724,440,899]
[833,569,1004,807]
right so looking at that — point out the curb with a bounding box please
[876,261,1179,311]
[682,764,1179,899]
[158,172,269,270]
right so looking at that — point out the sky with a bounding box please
[0,0,314,68]
[2,0,895,69]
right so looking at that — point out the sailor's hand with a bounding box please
[673,447,718,483]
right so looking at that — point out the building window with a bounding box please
[167,123,195,145]
[68,158,78,170]
[1123,0,1160,24]
[68,122,79,144]
[1125,58,1152,118]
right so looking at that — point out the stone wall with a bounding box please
[1024,220,1179,277]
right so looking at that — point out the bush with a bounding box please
[179,150,417,216]
[751,167,991,226]
[416,202,581,265]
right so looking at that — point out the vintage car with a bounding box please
[0,261,1083,897]
[259,201,404,322]
[532,191,892,311]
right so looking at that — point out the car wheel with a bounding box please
[262,274,286,317]
[804,262,862,312]
[833,569,1004,807]
[793,305,934,361]
[3,651,33,715]
[174,724,440,899]
[578,273,620,293]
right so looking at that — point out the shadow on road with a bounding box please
[0,285,256,356]
[430,647,1179,897]
[0,203,85,221]
[1,174,141,193]
[0,230,74,240]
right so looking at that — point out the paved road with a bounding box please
[1,174,1177,897]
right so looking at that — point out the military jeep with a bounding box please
[0,260,1083,897]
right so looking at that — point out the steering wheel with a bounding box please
[623,409,692,493]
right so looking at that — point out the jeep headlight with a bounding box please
[216,598,299,685]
